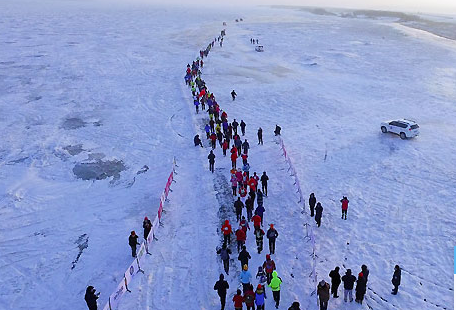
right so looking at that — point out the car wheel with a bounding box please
[400,132,406,140]
[381,126,387,133]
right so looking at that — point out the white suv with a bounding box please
[380,119,420,139]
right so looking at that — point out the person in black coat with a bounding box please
[214,274,230,310]
[329,266,341,298]
[355,272,367,304]
[274,124,281,136]
[341,269,356,302]
[208,150,215,173]
[257,127,263,145]
[260,172,269,196]
[240,120,246,136]
[391,265,401,295]
[232,119,239,135]
[242,139,250,154]
[309,193,316,217]
[129,231,140,257]
[238,245,251,267]
[234,197,244,222]
[143,217,152,240]
[361,265,369,283]
[84,286,99,310]
[266,224,279,254]
[194,134,203,147]
[231,90,237,100]
[217,244,232,274]
[315,202,323,227]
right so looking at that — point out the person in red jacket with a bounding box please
[210,133,217,149]
[221,220,232,245]
[241,153,248,165]
[233,289,244,310]
[263,254,276,284]
[244,284,256,310]
[252,214,262,230]
[235,226,247,252]
[222,139,228,156]
[231,151,238,169]
[340,196,349,220]
[248,177,257,193]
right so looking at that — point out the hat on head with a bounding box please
[131,231,136,235]
[144,216,148,221]
[270,224,274,228]
[359,272,363,278]
[257,284,262,289]
[319,280,325,286]
[266,254,271,260]
[243,264,248,271]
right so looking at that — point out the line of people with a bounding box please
[185,32,300,310]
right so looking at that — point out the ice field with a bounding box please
[0,2,455,310]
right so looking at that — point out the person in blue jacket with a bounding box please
[205,124,211,139]
[194,98,200,114]
[240,264,252,292]
[255,284,267,310]
[255,205,265,226]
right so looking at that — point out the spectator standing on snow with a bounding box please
[208,150,216,173]
[254,227,265,253]
[261,172,269,196]
[309,193,316,217]
[84,286,99,310]
[274,124,281,136]
[240,264,252,292]
[242,139,250,154]
[255,284,267,310]
[221,220,232,245]
[214,274,230,310]
[240,120,246,136]
[268,271,282,309]
[329,267,341,298]
[361,265,369,284]
[217,243,232,274]
[234,197,244,222]
[244,284,256,310]
[231,90,237,101]
[233,289,244,310]
[258,127,263,145]
[315,202,323,227]
[263,254,276,284]
[236,226,247,252]
[128,231,140,257]
[340,196,349,220]
[267,224,278,254]
[341,269,356,302]
[317,280,330,310]
[391,265,401,295]
[143,217,152,240]
[355,272,367,304]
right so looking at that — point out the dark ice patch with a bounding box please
[61,117,86,130]
[71,234,88,270]
[63,144,84,156]
[73,159,126,181]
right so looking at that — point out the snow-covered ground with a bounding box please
[1,2,455,310]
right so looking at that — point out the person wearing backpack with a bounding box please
[254,227,265,254]
[256,266,267,284]
[244,284,256,310]
[262,254,276,284]
[214,274,230,310]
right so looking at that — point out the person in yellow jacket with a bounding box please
[268,270,282,309]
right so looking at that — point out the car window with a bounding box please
[389,121,398,126]
[397,122,407,128]
[410,124,419,129]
